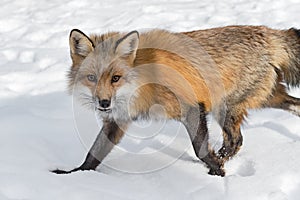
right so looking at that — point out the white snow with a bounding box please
[1,0,300,199]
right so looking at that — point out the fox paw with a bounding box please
[51,169,73,174]
[208,167,225,177]
[51,167,83,174]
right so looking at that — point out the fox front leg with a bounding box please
[52,120,127,174]
[183,103,225,176]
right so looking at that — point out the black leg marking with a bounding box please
[52,120,127,174]
[52,152,100,174]
[183,103,225,177]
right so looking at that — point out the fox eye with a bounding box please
[87,74,97,82]
[111,75,121,83]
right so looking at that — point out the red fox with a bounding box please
[53,26,300,176]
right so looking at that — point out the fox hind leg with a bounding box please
[279,95,300,117]
[266,82,300,117]
[217,106,246,161]
[269,94,300,117]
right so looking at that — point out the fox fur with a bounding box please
[53,25,300,176]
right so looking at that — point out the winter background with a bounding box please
[1,0,300,199]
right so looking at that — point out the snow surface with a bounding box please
[1,0,300,199]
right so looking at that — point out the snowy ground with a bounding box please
[1,0,300,199]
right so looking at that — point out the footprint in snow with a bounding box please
[226,158,256,177]
[235,159,256,177]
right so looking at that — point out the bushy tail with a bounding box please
[281,28,300,87]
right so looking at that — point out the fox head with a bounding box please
[68,29,140,120]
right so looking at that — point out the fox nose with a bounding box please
[99,99,111,108]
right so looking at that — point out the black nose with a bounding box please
[99,99,111,108]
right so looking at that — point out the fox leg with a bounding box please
[217,106,245,161]
[272,95,300,117]
[265,83,300,117]
[52,120,127,174]
[183,103,225,176]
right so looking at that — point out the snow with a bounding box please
[1,0,300,199]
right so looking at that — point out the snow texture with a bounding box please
[1,0,300,199]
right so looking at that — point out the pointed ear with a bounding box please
[69,29,94,60]
[114,31,139,61]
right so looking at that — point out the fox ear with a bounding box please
[114,31,139,62]
[69,29,94,59]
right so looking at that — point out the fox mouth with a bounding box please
[97,108,112,113]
